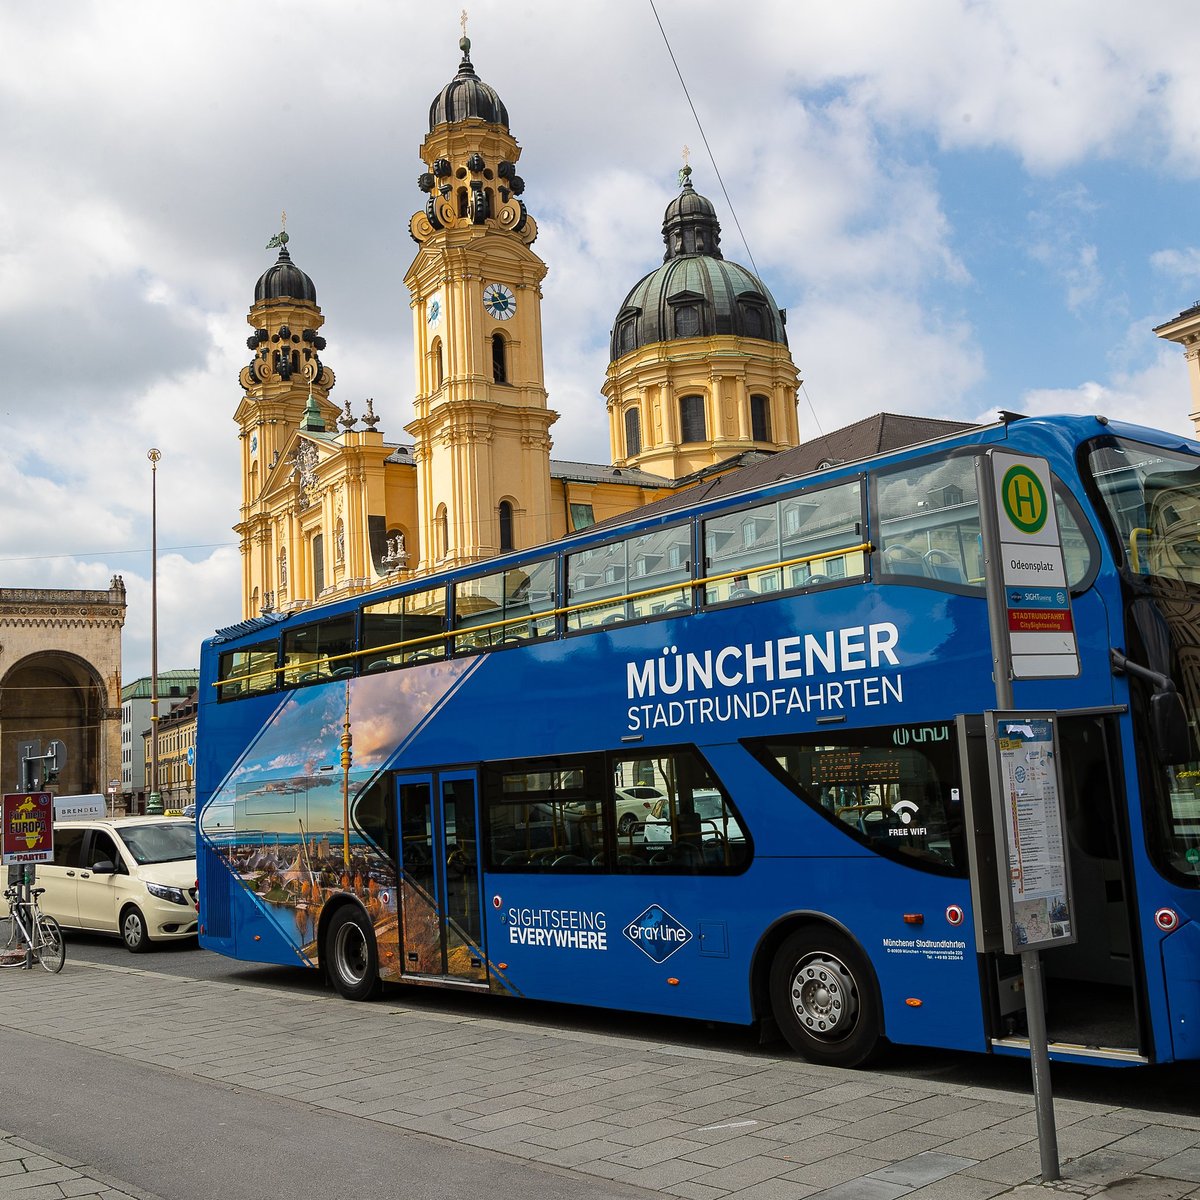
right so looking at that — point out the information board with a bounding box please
[979,451,1080,680]
[984,713,1076,954]
[2,793,54,865]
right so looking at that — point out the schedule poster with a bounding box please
[985,713,1076,954]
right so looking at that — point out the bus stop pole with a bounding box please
[977,453,1060,1183]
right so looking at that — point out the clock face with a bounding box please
[482,282,516,320]
[427,293,443,327]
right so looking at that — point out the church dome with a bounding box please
[609,169,787,361]
[254,235,317,304]
[429,37,509,130]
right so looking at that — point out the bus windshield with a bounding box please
[1088,437,1200,884]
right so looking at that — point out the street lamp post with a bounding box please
[147,448,163,816]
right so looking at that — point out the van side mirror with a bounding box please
[90,860,116,875]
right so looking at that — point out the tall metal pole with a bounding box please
[147,448,163,816]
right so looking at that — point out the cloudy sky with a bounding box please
[4,0,1200,683]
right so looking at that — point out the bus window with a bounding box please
[876,456,981,587]
[483,760,604,870]
[454,557,556,653]
[282,615,356,686]
[218,639,278,700]
[748,722,966,874]
[613,748,751,872]
[361,585,447,671]
[626,525,692,617]
[705,480,865,605]
[566,540,630,629]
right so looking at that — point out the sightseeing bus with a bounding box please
[195,412,1200,1068]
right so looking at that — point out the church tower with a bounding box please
[235,234,339,617]
[604,167,800,478]
[405,34,557,571]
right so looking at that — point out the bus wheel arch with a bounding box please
[753,915,884,1068]
[319,898,382,1001]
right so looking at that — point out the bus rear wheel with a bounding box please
[324,906,381,1001]
[769,927,881,1068]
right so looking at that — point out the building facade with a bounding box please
[0,580,126,798]
[233,35,802,618]
[122,669,199,810]
[141,688,198,813]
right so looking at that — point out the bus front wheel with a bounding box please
[769,927,881,1068]
[324,906,381,1001]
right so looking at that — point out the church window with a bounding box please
[569,503,595,531]
[679,394,707,443]
[312,534,325,595]
[624,407,641,457]
[492,333,508,384]
[675,305,700,337]
[499,500,514,551]
[618,318,637,355]
[751,394,772,442]
[433,339,444,388]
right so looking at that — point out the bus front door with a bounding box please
[395,771,487,985]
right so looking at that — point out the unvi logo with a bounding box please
[623,904,693,963]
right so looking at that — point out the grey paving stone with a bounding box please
[603,1137,711,1170]
[799,1178,909,1200]
[691,1156,798,1191]
[721,1178,820,1199]
[866,1151,978,1186]
[1149,1150,1200,1185]
[783,1153,899,1190]
[1109,1130,1200,1159]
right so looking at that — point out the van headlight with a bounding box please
[146,882,188,905]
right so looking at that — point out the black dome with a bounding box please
[254,240,316,304]
[429,38,509,130]
[609,172,787,361]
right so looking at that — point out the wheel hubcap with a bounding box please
[790,952,858,1039]
[334,924,367,984]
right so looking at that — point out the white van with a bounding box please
[38,818,197,952]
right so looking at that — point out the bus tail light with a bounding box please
[667,977,680,986]
[905,998,922,1007]
[946,905,965,927]
[1155,908,1180,932]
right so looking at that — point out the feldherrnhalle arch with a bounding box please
[0,581,126,798]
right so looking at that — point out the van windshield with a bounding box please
[119,822,195,865]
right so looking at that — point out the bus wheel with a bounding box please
[324,906,381,1001]
[769,928,880,1068]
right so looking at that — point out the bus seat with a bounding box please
[728,587,755,601]
[366,658,395,672]
[883,545,925,576]
[330,665,355,678]
[923,549,963,583]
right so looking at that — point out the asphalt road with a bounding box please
[59,929,1200,1118]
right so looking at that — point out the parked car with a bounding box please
[641,790,745,846]
[36,818,198,952]
[612,785,667,835]
[181,803,196,819]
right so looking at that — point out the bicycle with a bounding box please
[1,885,65,973]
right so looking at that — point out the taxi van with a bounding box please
[38,817,198,952]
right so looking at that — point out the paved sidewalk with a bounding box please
[1,958,1199,1200]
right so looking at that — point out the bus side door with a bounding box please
[395,770,487,984]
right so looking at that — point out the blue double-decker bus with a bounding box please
[196,412,1200,1068]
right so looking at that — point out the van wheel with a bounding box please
[324,906,381,1001]
[769,927,881,1067]
[121,906,151,953]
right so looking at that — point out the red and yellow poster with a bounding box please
[2,793,54,864]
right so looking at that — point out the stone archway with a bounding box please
[0,581,125,799]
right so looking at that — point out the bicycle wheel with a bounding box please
[36,914,65,973]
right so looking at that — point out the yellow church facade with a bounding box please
[234,36,801,618]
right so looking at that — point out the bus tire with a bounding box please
[769,927,881,1068]
[324,906,381,1001]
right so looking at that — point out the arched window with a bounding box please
[624,407,641,457]
[492,332,508,384]
[750,394,772,443]
[618,319,637,355]
[433,338,444,388]
[435,504,448,560]
[499,500,514,551]
[679,394,706,443]
[742,304,764,339]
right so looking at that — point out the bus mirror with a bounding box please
[1150,689,1193,765]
